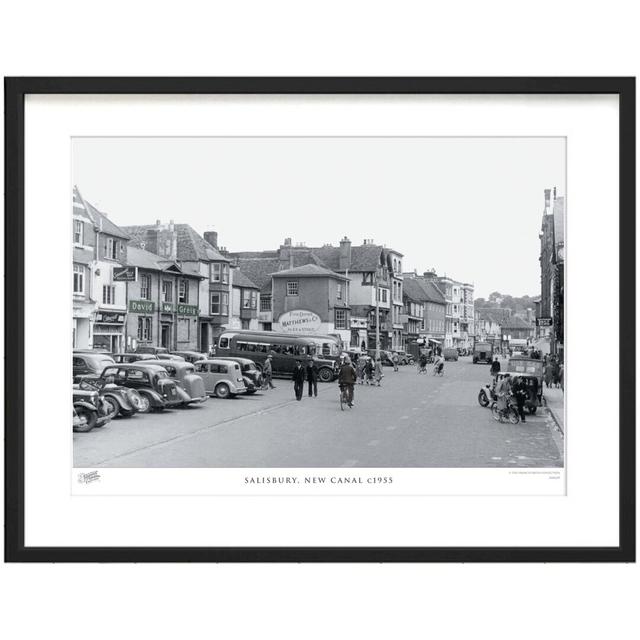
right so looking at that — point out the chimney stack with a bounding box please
[544,188,551,210]
[284,237,292,246]
[204,231,218,248]
[339,236,352,270]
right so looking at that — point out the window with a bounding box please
[335,309,347,329]
[260,296,272,311]
[73,264,85,294]
[178,317,190,340]
[105,237,119,260]
[242,289,251,308]
[219,337,229,349]
[211,263,229,283]
[178,280,189,303]
[140,274,151,300]
[210,292,229,315]
[211,263,220,282]
[287,281,298,296]
[382,289,388,303]
[102,285,116,305]
[222,264,229,284]
[162,280,173,302]
[336,284,342,300]
[137,317,152,341]
[73,220,83,244]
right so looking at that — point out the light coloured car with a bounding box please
[193,359,248,399]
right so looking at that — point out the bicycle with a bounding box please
[339,384,353,411]
[491,396,520,424]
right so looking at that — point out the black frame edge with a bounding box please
[4,76,636,563]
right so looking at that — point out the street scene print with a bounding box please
[72,137,565,469]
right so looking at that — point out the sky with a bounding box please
[73,137,565,299]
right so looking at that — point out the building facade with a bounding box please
[271,264,351,343]
[538,188,565,357]
[124,245,201,352]
[230,268,260,331]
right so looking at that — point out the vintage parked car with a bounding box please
[367,349,394,366]
[73,352,116,381]
[75,377,144,417]
[96,363,183,412]
[135,345,169,356]
[443,347,459,361]
[138,360,208,405]
[212,357,263,394]
[112,352,156,364]
[193,359,248,399]
[394,350,414,365]
[73,387,113,432]
[156,353,186,361]
[169,350,208,364]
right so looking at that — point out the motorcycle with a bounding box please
[72,388,113,432]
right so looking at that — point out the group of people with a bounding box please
[494,371,529,422]
[543,355,564,390]
[354,355,384,386]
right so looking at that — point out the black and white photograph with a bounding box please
[72,136,566,473]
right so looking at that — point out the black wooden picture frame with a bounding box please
[4,77,635,562]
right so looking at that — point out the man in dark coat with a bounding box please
[338,357,357,407]
[490,356,501,378]
[306,357,318,397]
[511,376,528,423]
[292,360,305,401]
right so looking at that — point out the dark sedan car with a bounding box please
[96,363,183,412]
[73,352,116,381]
[211,357,263,393]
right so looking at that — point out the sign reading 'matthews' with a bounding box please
[129,299,155,313]
[278,309,322,333]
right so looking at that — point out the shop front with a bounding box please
[92,310,126,352]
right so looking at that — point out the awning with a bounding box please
[428,338,441,344]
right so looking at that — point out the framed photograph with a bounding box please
[5,77,635,562]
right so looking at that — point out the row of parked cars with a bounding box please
[72,346,265,433]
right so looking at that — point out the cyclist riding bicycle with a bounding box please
[338,356,357,408]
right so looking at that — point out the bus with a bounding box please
[216,330,339,382]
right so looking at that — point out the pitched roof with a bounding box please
[74,187,130,240]
[272,263,347,280]
[500,316,533,330]
[311,243,387,272]
[232,269,259,289]
[122,224,229,263]
[125,245,200,277]
[403,277,431,302]
[232,257,282,293]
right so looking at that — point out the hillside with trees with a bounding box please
[475,291,537,314]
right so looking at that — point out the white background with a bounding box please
[1,2,638,640]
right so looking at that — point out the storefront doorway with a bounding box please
[161,323,171,349]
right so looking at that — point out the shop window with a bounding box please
[73,264,85,294]
[137,317,152,341]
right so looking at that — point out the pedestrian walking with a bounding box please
[262,354,275,389]
[552,359,560,388]
[392,351,399,372]
[374,358,383,386]
[559,363,564,392]
[496,372,512,414]
[544,360,554,389]
[364,357,374,384]
[490,356,501,379]
[292,360,305,401]
[305,357,318,397]
[338,356,357,407]
[356,356,366,384]
[511,375,527,423]
[418,352,428,374]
